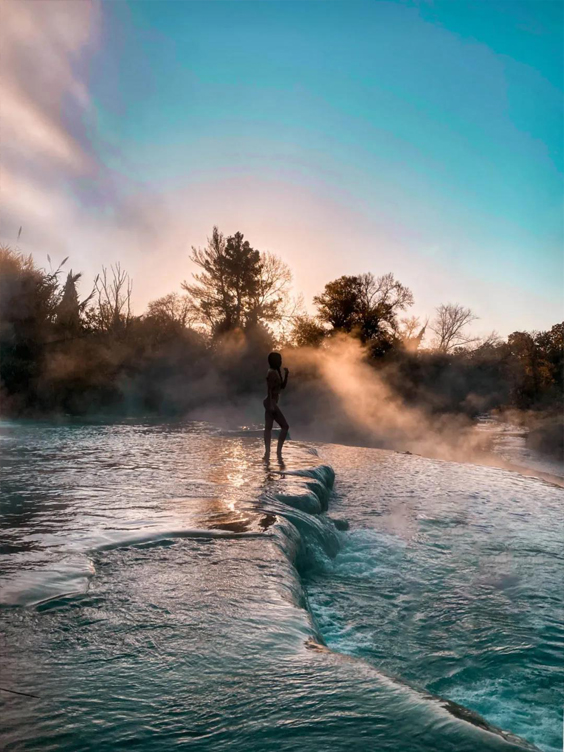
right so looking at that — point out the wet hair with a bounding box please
[268,351,282,369]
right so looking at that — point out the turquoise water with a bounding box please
[0,421,562,751]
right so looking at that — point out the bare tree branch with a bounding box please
[94,263,133,332]
[430,303,478,353]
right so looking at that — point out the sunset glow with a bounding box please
[1,0,562,335]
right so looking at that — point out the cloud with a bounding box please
[1,0,99,260]
[1,0,98,174]
[0,0,172,293]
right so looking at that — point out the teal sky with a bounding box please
[3,0,563,335]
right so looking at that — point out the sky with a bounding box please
[1,0,563,337]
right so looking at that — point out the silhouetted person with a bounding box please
[263,351,289,459]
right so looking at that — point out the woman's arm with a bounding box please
[282,367,289,389]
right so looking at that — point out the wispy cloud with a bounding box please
[0,0,172,297]
[1,0,98,181]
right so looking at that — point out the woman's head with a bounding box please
[268,351,282,369]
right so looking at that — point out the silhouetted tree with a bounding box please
[247,252,293,327]
[536,322,564,399]
[54,270,95,337]
[146,293,195,328]
[291,315,327,348]
[399,316,427,352]
[313,272,413,352]
[92,264,133,333]
[314,276,362,332]
[430,303,478,353]
[182,227,292,336]
[0,235,561,433]
[56,271,80,334]
[0,246,61,402]
[504,324,564,408]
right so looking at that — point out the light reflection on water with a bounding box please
[0,421,286,599]
[0,420,560,752]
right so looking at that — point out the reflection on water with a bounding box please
[0,424,339,613]
[0,420,558,752]
[0,422,317,605]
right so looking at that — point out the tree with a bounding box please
[535,322,564,393]
[93,264,133,333]
[182,226,228,333]
[291,314,327,348]
[146,293,194,328]
[505,323,564,407]
[358,273,413,330]
[313,272,413,349]
[430,303,478,353]
[0,247,62,337]
[247,252,293,327]
[399,316,427,352]
[56,271,80,333]
[314,276,363,332]
[182,227,292,336]
[0,246,62,398]
[506,330,540,405]
[222,231,262,331]
[473,331,502,351]
[55,270,95,337]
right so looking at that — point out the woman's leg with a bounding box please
[264,407,274,458]
[273,407,289,456]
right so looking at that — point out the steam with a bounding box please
[179,333,491,465]
[283,336,485,462]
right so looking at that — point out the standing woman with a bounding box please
[263,351,289,459]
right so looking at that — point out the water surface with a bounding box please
[1,420,561,751]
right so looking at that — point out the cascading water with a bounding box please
[1,420,561,751]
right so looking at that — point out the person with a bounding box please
[263,351,289,459]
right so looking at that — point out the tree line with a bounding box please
[0,229,562,449]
